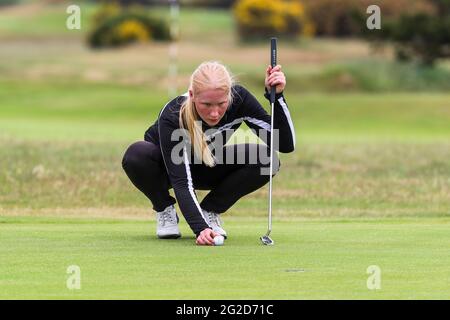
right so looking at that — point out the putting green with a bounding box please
[1,216,449,299]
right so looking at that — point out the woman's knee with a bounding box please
[122,141,155,172]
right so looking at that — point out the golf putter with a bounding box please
[260,37,277,246]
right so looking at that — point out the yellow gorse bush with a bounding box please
[88,3,171,48]
[116,20,151,42]
[234,0,313,39]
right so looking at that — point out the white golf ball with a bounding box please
[214,235,224,246]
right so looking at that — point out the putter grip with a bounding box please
[270,37,277,104]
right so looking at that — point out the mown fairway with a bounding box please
[0,2,449,299]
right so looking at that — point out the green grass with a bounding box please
[2,137,449,214]
[0,3,94,38]
[1,80,449,140]
[1,216,450,299]
[309,60,450,92]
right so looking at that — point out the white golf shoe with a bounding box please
[203,209,227,239]
[156,205,181,239]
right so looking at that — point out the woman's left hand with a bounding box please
[265,64,286,94]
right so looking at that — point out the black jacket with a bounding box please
[144,85,295,235]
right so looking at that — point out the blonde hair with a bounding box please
[179,61,235,167]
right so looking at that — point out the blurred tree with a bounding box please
[362,0,450,66]
[87,3,171,48]
[233,0,313,41]
[303,0,434,37]
[303,0,361,37]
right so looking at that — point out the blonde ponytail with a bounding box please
[179,61,235,167]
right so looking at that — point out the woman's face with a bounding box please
[191,88,229,127]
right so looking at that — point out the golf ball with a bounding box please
[214,235,224,246]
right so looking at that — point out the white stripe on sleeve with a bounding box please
[278,97,296,148]
[183,145,211,227]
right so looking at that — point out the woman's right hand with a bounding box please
[196,228,220,246]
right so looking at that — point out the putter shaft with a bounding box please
[261,37,277,245]
[267,101,275,237]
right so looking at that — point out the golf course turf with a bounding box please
[1,216,449,299]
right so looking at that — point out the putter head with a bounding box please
[260,235,274,246]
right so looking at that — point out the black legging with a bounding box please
[122,141,280,214]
